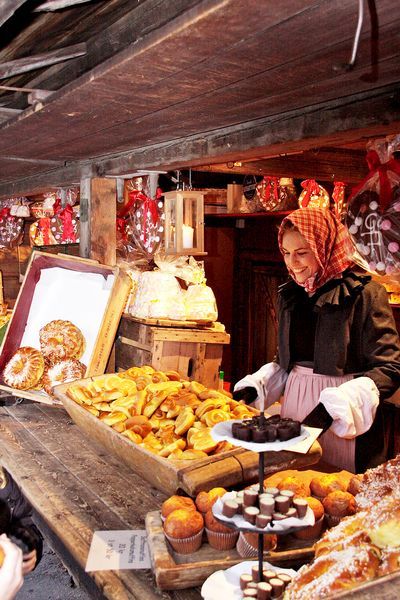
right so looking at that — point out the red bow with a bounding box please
[0,207,10,221]
[118,188,162,244]
[300,179,320,208]
[263,176,279,205]
[116,217,127,240]
[350,150,400,213]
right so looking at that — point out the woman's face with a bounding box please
[281,230,319,285]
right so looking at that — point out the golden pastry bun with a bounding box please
[163,508,203,539]
[305,496,324,521]
[195,488,227,513]
[347,474,363,496]
[310,474,347,498]
[161,495,196,519]
[277,476,310,497]
[204,509,232,534]
[322,491,356,518]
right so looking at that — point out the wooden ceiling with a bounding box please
[0,0,399,196]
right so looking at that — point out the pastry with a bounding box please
[161,495,196,519]
[236,531,277,558]
[293,496,324,541]
[347,474,363,496]
[283,544,380,599]
[204,509,238,550]
[163,508,204,554]
[3,346,45,390]
[323,491,356,527]
[277,476,310,498]
[195,487,227,514]
[39,320,85,364]
[42,358,86,395]
[310,474,347,500]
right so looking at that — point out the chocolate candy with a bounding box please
[257,581,272,600]
[244,506,259,524]
[260,497,275,516]
[244,489,259,507]
[256,513,272,528]
[269,578,284,598]
[231,415,301,444]
[275,495,290,513]
[222,499,238,517]
[240,574,253,590]
[293,498,308,518]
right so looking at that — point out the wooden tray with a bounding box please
[54,378,322,496]
[145,511,314,590]
[126,315,214,328]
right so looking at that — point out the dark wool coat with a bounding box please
[277,271,400,472]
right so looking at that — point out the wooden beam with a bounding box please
[0,43,87,79]
[0,107,22,125]
[35,0,94,10]
[0,85,398,199]
[0,1,29,28]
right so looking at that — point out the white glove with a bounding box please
[319,377,379,439]
[233,362,288,410]
[0,535,24,600]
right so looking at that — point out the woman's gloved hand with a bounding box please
[302,403,333,433]
[232,386,258,405]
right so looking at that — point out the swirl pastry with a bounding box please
[3,346,45,390]
[39,320,85,364]
[43,359,86,395]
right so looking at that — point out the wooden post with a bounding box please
[79,176,116,266]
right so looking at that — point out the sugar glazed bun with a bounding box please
[323,491,356,519]
[39,320,85,364]
[310,474,347,499]
[161,495,196,519]
[43,359,86,395]
[347,474,363,496]
[195,487,227,513]
[3,346,45,390]
[277,476,310,497]
[284,543,381,599]
[163,508,204,539]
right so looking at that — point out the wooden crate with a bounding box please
[0,251,131,404]
[145,511,314,590]
[115,315,230,389]
[54,379,322,496]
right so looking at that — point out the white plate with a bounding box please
[212,491,315,535]
[211,420,309,452]
[201,560,297,600]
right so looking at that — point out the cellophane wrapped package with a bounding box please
[345,137,400,278]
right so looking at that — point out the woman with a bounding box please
[234,207,400,473]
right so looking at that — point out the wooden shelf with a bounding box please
[205,211,292,219]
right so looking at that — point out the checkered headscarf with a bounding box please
[278,208,353,293]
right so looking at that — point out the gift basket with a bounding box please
[256,177,298,212]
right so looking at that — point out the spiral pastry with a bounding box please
[39,320,85,365]
[3,347,45,390]
[42,359,86,395]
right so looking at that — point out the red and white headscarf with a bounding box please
[278,208,354,293]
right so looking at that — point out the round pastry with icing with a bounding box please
[42,359,86,395]
[3,346,45,390]
[39,320,85,364]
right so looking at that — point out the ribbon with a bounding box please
[116,217,127,240]
[332,181,346,217]
[38,217,52,245]
[0,207,10,222]
[349,150,400,213]
[118,188,162,244]
[60,204,76,242]
[300,179,320,208]
[262,176,279,207]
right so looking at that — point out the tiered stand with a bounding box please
[213,412,310,584]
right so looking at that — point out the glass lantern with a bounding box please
[163,190,205,255]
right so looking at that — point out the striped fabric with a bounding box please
[278,207,354,293]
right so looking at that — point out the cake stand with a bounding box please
[211,413,311,583]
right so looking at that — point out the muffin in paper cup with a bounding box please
[236,531,277,558]
[293,515,324,540]
[206,528,238,551]
[164,528,204,554]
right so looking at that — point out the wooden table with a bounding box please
[0,401,201,600]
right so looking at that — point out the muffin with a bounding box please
[236,531,277,558]
[195,487,227,513]
[310,474,347,500]
[293,496,325,541]
[323,490,356,527]
[347,474,363,496]
[161,495,197,519]
[276,476,310,497]
[163,508,204,554]
[204,509,238,550]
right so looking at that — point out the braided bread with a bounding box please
[42,359,86,395]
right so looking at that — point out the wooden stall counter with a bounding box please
[0,402,200,600]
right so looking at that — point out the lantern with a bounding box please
[163,190,205,255]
